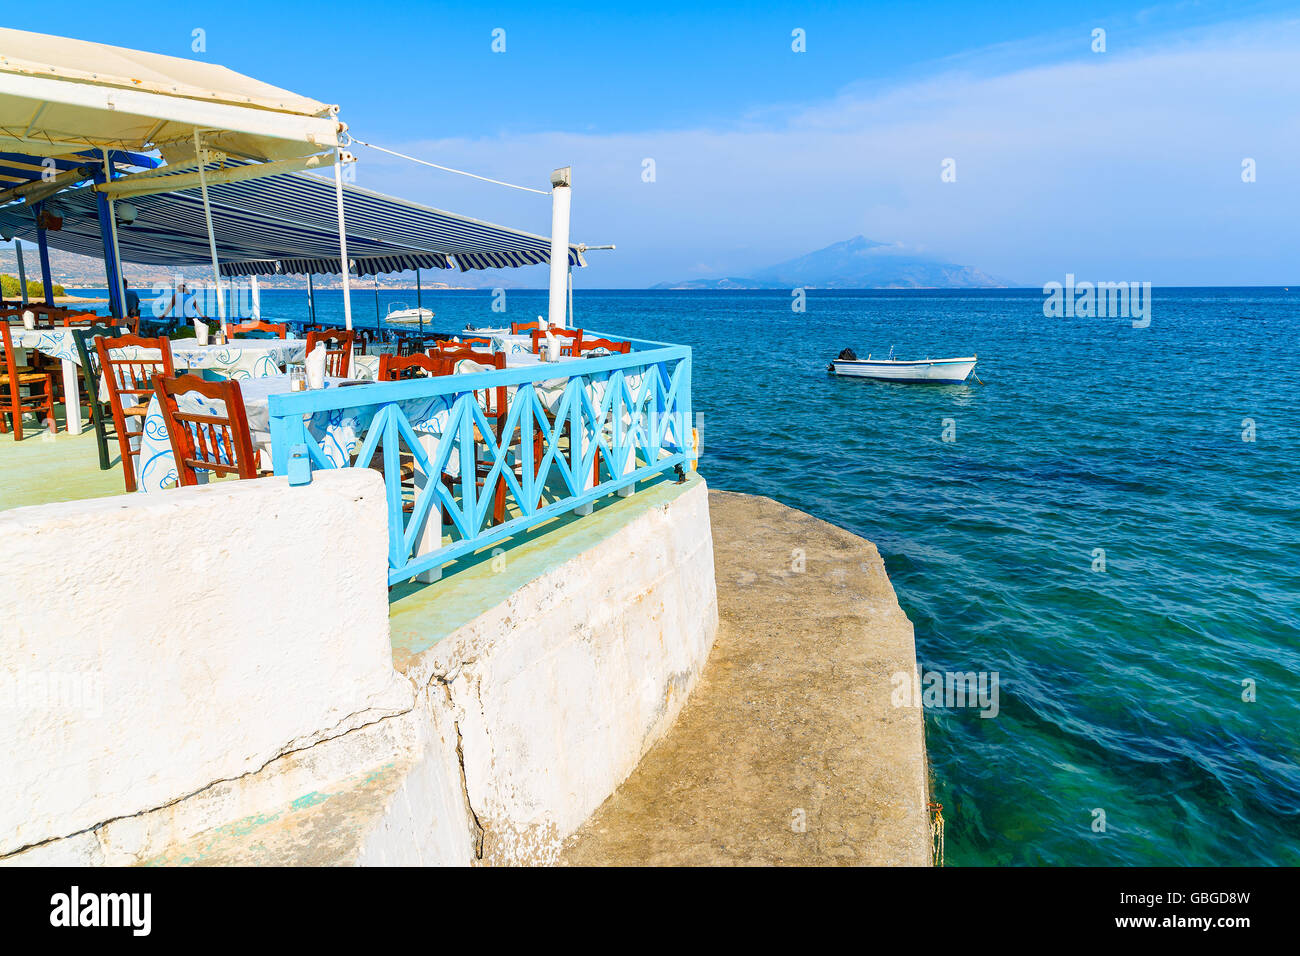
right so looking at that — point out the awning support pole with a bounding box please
[250,275,261,320]
[15,239,28,306]
[547,166,572,329]
[193,130,226,327]
[333,149,353,331]
[306,273,316,326]
[415,269,423,333]
[567,264,573,326]
[34,202,57,308]
[101,149,127,319]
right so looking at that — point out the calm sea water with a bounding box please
[83,285,1300,866]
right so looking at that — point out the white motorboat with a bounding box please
[384,302,435,324]
[828,348,977,384]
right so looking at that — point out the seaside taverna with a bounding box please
[0,28,930,866]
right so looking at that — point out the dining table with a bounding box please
[132,374,456,493]
[6,324,124,436]
[133,352,645,493]
[6,327,309,435]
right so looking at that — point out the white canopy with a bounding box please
[0,28,339,162]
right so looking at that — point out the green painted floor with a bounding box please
[0,403,127,512]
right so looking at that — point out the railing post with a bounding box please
[680,348,694,468]
[269,408,308,475]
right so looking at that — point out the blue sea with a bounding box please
[78,285,1300,866]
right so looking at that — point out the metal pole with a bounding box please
[34,204,55,307]
[15,239,28,306]
[192,130,226,327]
[416,268,423,333]
[250,274,261,320]
[333,148,353,331]
[307,272,316,326]
[567,264,573,327]
[101,149,128,319]
[547,166,572,329]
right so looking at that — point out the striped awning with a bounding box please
[0,164,587,273]
[221,254,453,277]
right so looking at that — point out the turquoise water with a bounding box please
[84,286,1300,865]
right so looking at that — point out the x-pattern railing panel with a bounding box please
[268,340,693,585]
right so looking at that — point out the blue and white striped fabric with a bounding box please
[0,165,587,274]
[221,254,453,277]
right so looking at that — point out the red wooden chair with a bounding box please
[305,329,354,378]
[154,374,267,485]
[574,337,631,355]
[436,337,493,352]
[377,353,441,381]
[530,328,583,357]
[434,349,519,525]
[227,320,287,339]
[96,334,176,493]
[0,322,56,440]
[510,320,543,334]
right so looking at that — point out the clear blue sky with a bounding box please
[7,1,1298,285]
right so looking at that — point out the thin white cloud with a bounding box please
[355,15,1300,287]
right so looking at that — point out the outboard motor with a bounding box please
[828,346,858,372]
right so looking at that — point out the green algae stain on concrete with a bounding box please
[291,791,331,811]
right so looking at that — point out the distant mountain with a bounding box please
[653,236,1012,289]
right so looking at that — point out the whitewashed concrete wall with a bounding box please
[1,475,718,865]
[407,477,719,864]
[0,470,410,858]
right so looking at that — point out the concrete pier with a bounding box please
[562,490,932,866]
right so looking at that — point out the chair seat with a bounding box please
[0,371,50,385]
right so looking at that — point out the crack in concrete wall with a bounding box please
[0,705,414,862]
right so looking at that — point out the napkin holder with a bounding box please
[193,319,209,346]
[305,343,328,390]
[21,310,35,330]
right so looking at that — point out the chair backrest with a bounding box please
[70,325,126,396]
[377,352,441,381]
[154,375,259,485]
[61,312,102,327]
[4,305,55,328]
[435,348,507,422]
[510,320,544,334]
[95,334,176,410]
[530,327,583,356]
[439,336,493,352]
[575,337,632,356]
[305,329,354,378]
[228,320,287,339]
[0,322,21,383]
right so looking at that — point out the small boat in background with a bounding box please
[385,302,435,324]
[828,347,977,384]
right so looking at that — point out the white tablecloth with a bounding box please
[8,327,111,362]
[134,375,454,492]
[133,357,646,493]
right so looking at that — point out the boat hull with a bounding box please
[385,308,435,324]
[830,357,976,384]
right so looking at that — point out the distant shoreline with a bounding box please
[58,285,1295,295]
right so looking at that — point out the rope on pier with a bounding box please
[928,801,945,866]
[348,138,552,196]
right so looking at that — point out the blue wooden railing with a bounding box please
[267,336,693,586]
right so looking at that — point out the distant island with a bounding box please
[653,236,1013,290]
